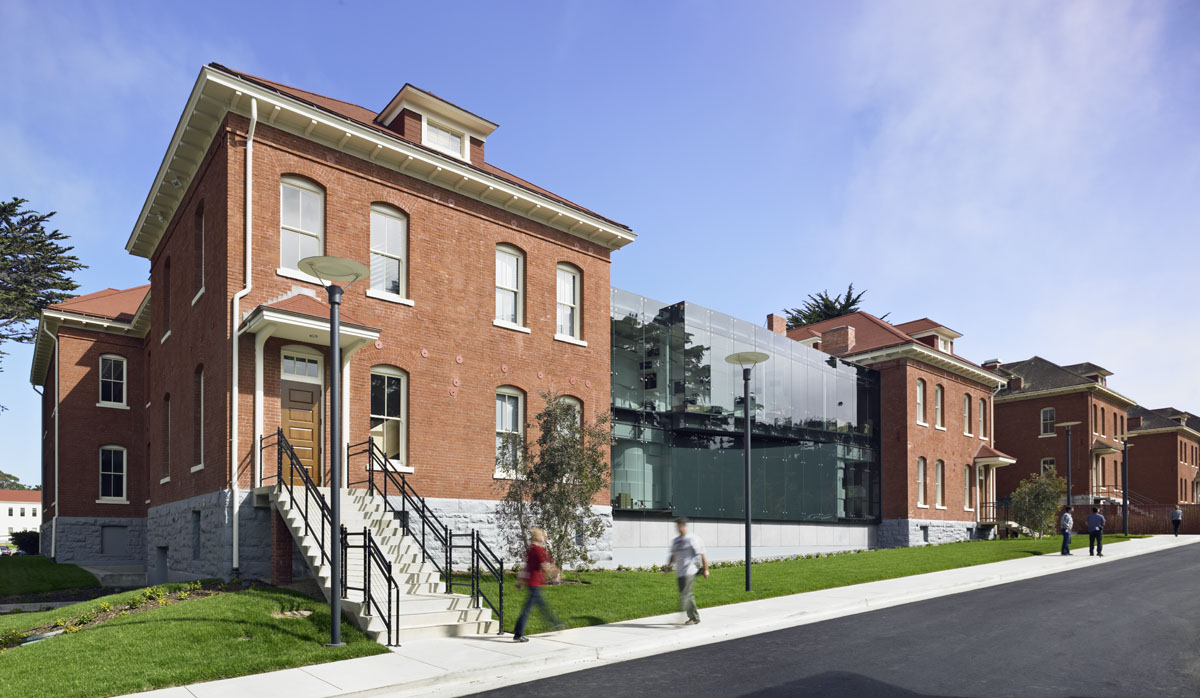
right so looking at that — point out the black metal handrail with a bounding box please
[261,429,333,568]
[342,526,398,646]
[349,437,504,633]
[348,438,452,591]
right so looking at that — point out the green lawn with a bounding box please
[0,584,387,698]
[488,535,1143,636]
[0,556,99,597]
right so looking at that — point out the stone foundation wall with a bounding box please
[49,516,147,566]
[145,490,308,583]
[415,497,614,569]
[877,518,983,548]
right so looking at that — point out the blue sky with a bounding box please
[2,0,1198,487]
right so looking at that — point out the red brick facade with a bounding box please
[1124,431,1200,505]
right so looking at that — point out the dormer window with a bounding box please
[424,119,465,159]
[938,337,951,352]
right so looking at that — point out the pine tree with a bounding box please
[0,198,85,407]
[782,283,887,329]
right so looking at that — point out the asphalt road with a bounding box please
[471,544,1200,698]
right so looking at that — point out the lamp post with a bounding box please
[1121,439,1133,536]
[1055,421,1082,508]
[299,255,369,648]
[724,351,769,592]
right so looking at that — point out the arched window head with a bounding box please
[934,385,945,428]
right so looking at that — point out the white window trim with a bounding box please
[280,176,325,273]
[99,445,128,503]
[369,365,409,470]
[1038,433,1057,438]
[554,334,588,347]
[493,319,531,334]
[935,425,947,432]
[281,347,324,386]
[159,476,171,485]
[964,466,974,511]
[555,263,582,340]
[98,354,129,408]
[365,288,415,306]
[422,116,468,161]
[495,386,525,479]
[915,380,927,426]
[934,386,945,428]
[190,464,205,473]
[935,461,946,508]
[369,204,408,299]
[495,244,525,327]
[963,395,972,436]
[191,287,205,306]
[916,458,927,508]
[160,329,172,345]
[277,267,324,286]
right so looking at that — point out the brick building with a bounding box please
[989,357,1135,505]
[772,312,1012,546]
[31,64,633,579]
[1125,406,1200,505]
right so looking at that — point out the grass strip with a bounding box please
[0,556,99,597]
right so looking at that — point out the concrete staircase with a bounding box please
[271,485,497,644]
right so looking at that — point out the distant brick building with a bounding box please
[989,358,1135,505]
[1125,406,1200,505]
[31,64,633,578]
[772,312,1012,546]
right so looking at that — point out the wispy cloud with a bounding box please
[834,1,1200,409]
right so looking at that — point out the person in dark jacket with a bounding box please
[1169,506,1183,536]
[1086,507,1106,556]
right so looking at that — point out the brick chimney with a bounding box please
[822,325,856,355]
[1007,377,1023,391]
[1128,415,1142,430]
[982,359,1001,370]
[766,313,787,335]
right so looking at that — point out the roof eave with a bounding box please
[126,66,635,260]
[842,342,1006,388]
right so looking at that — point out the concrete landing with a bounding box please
[80,564,147,588]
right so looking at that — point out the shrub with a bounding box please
[143,586,167,602]
[10,530,39,555]
[1,629,26,646]
[97,602,113,613]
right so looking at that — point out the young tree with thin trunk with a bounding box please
[1010,469,1067,538]
[496,392,612,576]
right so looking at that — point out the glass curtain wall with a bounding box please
[611,288,881,523]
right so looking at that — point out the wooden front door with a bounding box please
[282,380,321,485]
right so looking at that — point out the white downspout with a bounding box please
[40,324,59,558]
[230,96,257,576]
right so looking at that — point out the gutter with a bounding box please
[40,323,59,558]
[229,96,257,577]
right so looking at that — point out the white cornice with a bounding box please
[1127,425,1200,442]
[843,343,1006,388]
[126,66,635,259]
[29,307,150,385]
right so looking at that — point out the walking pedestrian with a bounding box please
[1086,507,1105,557]
[1060,506,1074,555]
[512,528,565,642]
[666,517,708,625]
[1169,506,1183,537]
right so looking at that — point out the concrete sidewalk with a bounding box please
[129,535,1198,698]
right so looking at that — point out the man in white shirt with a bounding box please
[666,517,708,625]
[1060,506,1074,556]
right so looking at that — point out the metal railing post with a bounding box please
[363,527,371,612]
[445,525,452,594]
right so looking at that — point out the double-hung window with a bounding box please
[917,457,927,506]
[495,245,524,328]
[916,379,927,425]
[935,460,945,507]
[1040,457,1056,475]
[963,394,972,435]
[1040,407,1056,435]
[100,446,126,502]
[99,355,126,407]
[979,398,987,438]
[964,465,973,509]
[370,366,408,468]
[424,120,465,159]
[369,205,408,299]
[934,385,945,428]
[556,264,581,340]
[280,177,324,273]
[495,387,524,477]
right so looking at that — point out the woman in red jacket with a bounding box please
[512,528,566,642]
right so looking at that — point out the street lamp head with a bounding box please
[1054,421,1082,429]
[725,351,770,367]
[299,256,369,288]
